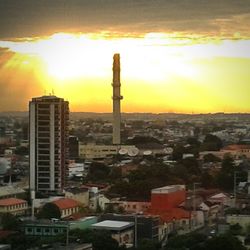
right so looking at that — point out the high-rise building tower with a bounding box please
[29,95,69,193]
[112,53,123,145]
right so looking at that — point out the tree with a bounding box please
[203,234,246,250]
[203,153,221,163]
[165,233,206,250]
[92,230,120,250]
[201,134,223,151]
[201,171,216,188]
[104,204,115,213]
[216,155,237,191]
[109,167,122,181]
[137,238,160,250]
[181,158,201,175]
[229,223,243,235]
[87,162,110,181]
[172,145,185,161]
[37,203,61,219]
[1,213,21,230]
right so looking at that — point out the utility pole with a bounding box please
[193,182,201,229]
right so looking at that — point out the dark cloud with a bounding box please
[0,0,250,38]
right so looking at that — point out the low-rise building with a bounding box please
[52,198,81,218]
[104,201,150,214]
[79,143,138,160]
[207,192,232,207]
[23,220,68,237]
[91,220,134,247]
[0,198,28,215]
[100,214,160,242]
[0,186,26,199]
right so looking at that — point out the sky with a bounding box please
[0,0,250,113]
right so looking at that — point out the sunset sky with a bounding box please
[0,0,250,113]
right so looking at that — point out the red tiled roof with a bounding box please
[0,198,27,206]
[223,144,250,150]
[52,198,80,210]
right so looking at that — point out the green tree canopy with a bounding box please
[201,134,223,151]
[203,234,246,250]
[1,213,21,230]
[37,202,61,219]
[203,153,221,163]
[92,230,120,250]
[216,155,237,191]
[137,238,161,250]
[87,162,110,182]
[165,233,206,250]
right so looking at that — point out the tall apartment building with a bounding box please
[29,95,69,193]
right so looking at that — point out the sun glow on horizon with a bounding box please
[0,32,250,113]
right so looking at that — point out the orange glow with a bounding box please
[0,32,250,113]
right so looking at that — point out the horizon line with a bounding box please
[0,111,250,115]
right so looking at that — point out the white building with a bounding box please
[79,143,138,160]
[91,220,134,247]
[29,95,69,193]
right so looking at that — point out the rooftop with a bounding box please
[222,144,250,151]
[52,198,80,210]
[0,186,25,197]
[152,185,185,194]
[91,220,134,231]
[0,198,27,206]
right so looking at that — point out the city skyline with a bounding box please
[0,0,250,113]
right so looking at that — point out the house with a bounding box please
[98,194,110,211]
[149,185,186,211]
[207,192,232,207]
[146,185,192,237]
[91,220,134,247]
[104,200,150,214]
[100,214,160,242]
[0,186,26,200]
[0,198,28,215]
[52,198,81,218]
[199,201,220,225]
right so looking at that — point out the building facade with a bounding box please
[29,95,69,193]
[91,220,134,247]
[52,198,80,218]
[0,198,28,215]
[79,143,138,160]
